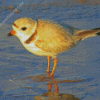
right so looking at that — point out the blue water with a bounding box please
[0,0,100,100]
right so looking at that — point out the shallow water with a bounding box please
[0,0,100,100]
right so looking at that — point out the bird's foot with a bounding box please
[50,73,54,77]
[46,70,50,76]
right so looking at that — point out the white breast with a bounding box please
[22,36,50,56]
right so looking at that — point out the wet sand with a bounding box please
[0,1,100,100]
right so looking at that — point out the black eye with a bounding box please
[21,27,27,31]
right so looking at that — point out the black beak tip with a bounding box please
[7,33,12,36]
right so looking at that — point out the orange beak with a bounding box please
[8,30,16,36]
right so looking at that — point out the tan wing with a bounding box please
[35,19,75,53]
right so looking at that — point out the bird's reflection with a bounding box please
[27,72,83,100]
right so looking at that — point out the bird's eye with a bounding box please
[21,27,27,31]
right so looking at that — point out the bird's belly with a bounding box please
[23,42,57,57]
[23,42,46,56]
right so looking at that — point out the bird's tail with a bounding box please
[73,28,100,42]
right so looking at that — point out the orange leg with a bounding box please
[47,70,52,91]
[51,75,59,93]
[50,58,58,76]
[48,83,52,91]
[47,56,51,73]
[47,71,59,93]
[54,81,59,93]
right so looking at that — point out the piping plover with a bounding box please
[8,18,100,76]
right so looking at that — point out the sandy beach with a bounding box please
[0,0,100,100]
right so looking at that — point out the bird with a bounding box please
[8,17,100,76]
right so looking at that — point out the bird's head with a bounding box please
[8,17,37,42]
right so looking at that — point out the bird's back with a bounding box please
[36,19,76,54]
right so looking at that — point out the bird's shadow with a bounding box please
[24,72,87,100]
